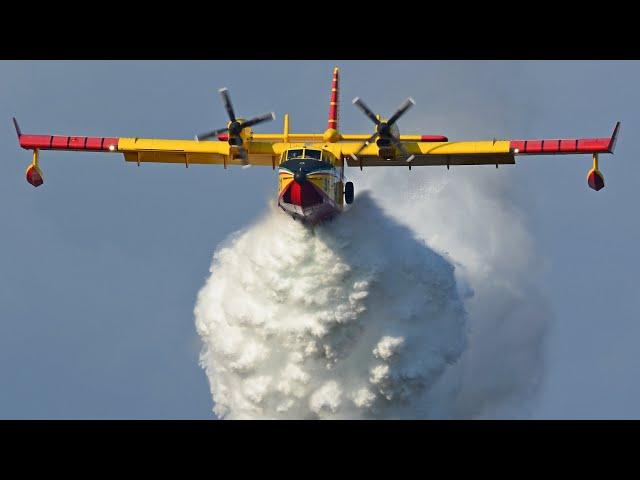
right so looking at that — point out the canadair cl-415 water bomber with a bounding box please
[14,67,620,225]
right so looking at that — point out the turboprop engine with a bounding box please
[195,88,275,166]
[351,97,416,162]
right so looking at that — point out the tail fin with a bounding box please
[327,67,339,132]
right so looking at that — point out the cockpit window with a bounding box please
[287,149,304,160]
[284,148,329,164]
[304,149,322,160]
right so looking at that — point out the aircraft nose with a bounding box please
[294,169,307,184]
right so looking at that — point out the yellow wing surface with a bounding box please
[117,138,281,168]
[339,140,514,167]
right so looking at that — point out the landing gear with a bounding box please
[344,181,354,204]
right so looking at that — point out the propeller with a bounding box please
[196,88,275,166]
[351,97,416,163]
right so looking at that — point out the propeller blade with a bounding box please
[353,97,381,125]
[387,98,415,126]
[242,112,276,128]
[351,132,379,160]
[219,88,236,122]
[390,136,415,163]
[196,127,229,141]
[237,146,251,168]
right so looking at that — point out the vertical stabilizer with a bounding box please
[328,67,339,131]
[324,67,341,142]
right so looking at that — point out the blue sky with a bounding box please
[1,61,638,418]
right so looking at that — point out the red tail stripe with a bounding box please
[327,68,339,129]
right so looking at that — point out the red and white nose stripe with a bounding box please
[286,181,323,208]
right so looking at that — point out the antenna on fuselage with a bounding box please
[323,67,341,143]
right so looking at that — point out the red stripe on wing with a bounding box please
[19,134,119,151]
[511,137,610,154]
[510,123,620,155]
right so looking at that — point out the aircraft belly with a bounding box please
[278,174,341,224]
[279,200,340,224]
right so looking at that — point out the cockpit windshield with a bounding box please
[283,148,331,165]
[287,149,304,160]
[287,148,323,161]
[304,149,322,160]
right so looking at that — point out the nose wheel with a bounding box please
[344,181,354,204]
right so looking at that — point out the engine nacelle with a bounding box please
[228,135,243,147]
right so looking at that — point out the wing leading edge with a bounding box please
[342,140,515,167]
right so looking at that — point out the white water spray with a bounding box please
[196,193,471,419]
[195,170,550,419]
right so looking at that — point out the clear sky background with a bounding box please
[1,60,638,419]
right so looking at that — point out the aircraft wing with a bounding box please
[14,120,281,169]
[116,138,278,167]
[342,122,620,168]
[342,140,516,167]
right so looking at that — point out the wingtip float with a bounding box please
[14,68,620,222]
[585,121,621,192]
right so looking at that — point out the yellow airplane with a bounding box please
[14,67,620,225]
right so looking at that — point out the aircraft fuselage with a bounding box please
[277,147,345,225]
